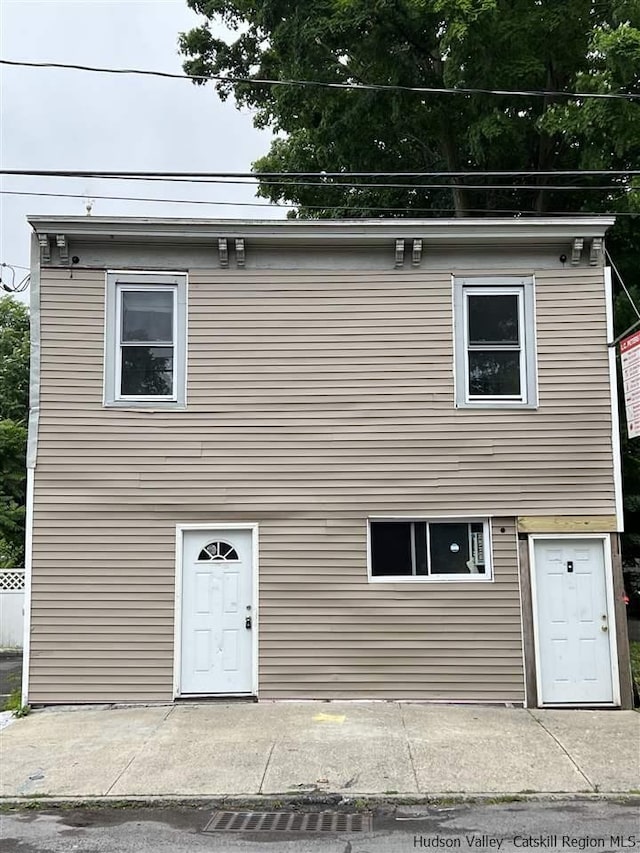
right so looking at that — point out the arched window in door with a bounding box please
[197,541,239,561]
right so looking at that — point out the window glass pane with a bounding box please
[469,523,486,574]
[122,290,173,342]
[429,523,472,574]
[468,350,521,396]
[468,294,519,344]
[414,522,428,575]
[121,346,173,396]
[371,522,413,577]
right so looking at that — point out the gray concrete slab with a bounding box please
[401,704,589,794]
[530,709,640,793]
[1,702,637,799]
[0,705,171,797]
[262,701,417,795]
[109,704,275,796]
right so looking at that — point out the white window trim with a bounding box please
[367,516,494,583]
[115,284,177,402]
[104,271,188,408]
[463,286,525,403]
[454,276,538,409]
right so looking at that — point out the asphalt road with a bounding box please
[1,799,638,853]
[0,654,22,704]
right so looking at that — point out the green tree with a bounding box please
[179,0,640,217]
[0,297,29,568]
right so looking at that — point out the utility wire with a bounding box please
[1,182,635,193]
[0,267,30,294]
[0,172,637,193]
[606,250,640,321]
[1,58,638,102]
[1,189,295,208]
[2,168,639,180]
[0,260,30,270]
[3,188,638,217]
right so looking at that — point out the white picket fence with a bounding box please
[0,570,25,649]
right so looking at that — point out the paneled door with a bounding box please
[533,538,614,705]
[180,527,254,695]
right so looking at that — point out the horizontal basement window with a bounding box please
[369,519,492,581]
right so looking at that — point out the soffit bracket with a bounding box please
[235,238,245,268]
[39,233,51,264]
[394,239,405,268]
[56,234,69,264]
[590,237,603,266]
[218,237,229,268]
[571,237,584,265]
[412,238,423,267]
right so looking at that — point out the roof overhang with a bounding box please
[27,215,615,247]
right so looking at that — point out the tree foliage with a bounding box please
[0,297,29,568]
[180,0,640,217]
[0,297,29,422]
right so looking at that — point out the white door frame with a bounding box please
[528,533,620,707]
[173,523,259,698]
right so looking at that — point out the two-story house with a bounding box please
[22,216,633,709]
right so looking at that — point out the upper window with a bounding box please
[454,277,537,408]
[369,519,491,582]
[104,273,187,407]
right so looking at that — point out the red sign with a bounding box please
[621,330,640,439]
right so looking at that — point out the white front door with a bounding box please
[533,538,614,705]
[180,528,254,695]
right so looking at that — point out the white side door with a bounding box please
[180,528,254,695]
[533,538,614,705]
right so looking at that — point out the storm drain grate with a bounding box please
[203,810,372,833]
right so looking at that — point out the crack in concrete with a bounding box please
[527,710,595,791]
[399,703,420,794]
[258,740,276,795]
[104,705,175,797]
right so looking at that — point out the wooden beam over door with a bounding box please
[517,515,618,534]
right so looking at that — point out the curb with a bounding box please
[2,792,639,809]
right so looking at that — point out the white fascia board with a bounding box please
[26,216,616,246]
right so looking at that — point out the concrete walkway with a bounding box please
[0,703,638,799]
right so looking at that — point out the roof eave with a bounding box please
[26,215,616,246]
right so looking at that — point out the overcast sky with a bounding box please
[0,0,283,299]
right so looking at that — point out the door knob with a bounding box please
[601,625,608,632]
[245,616,252,630]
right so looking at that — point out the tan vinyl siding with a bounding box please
[29,265,615,703]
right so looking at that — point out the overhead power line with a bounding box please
[3,188,638,217]
[2,168,640,180]
[3,189,296,209]
[1,169,638,195]
[0,264,30,293]
[0,260,29,270]
[1,58,638,102]
[1,181,636,194]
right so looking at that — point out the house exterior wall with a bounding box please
[28,259,617,704]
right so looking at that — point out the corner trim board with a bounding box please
[604,266,625,532]
[21,468,34,706]
[22,232,42,705]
